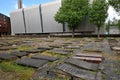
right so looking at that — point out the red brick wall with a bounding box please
[0,13,11,35]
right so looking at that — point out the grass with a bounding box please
[115,69,120,75]
[17,45,32,51]
[0,61,35,80]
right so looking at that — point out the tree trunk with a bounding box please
[97,27,100,38]
[108,26,110,35]
[72,28,75,38]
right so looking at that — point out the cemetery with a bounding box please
[0,37,119,80]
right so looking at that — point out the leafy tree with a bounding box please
[89,0,108,38]
[55,0,89,37]
[117,20,120,33]
[106,20,111,34]
[109,0,120,12]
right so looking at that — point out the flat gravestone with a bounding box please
[64,45,80,49]
[10,51,30,57]
[15,58,48,68]
[75,53,103,58]
[62,42,72,45]
[0,46,17,50]
[38,47,53,51]
[31,54,59,62]
[55,63,96,80]
[0,53,17,60]
[73,56,102,63]
[111,46,120,51]
[48,49,72,55]
[49,45,61,48]
[20,49,45,53]
[65,58,99,71]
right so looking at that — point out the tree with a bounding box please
[117,20,120,33]
[106,20,111,35]
[89,0,108,38]
[55,0,89,37]
[109,0,120,13]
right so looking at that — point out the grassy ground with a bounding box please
[0,61,35,80]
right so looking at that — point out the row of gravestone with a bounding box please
[108,39,120,52]
[31,49,103,80]
[47,57,103,80]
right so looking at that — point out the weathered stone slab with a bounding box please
[73,56,102,63]
[31,54,59,62]
[20,49,45,53]
[0,46,17,50]
[48,49,73,55]
[62,42,72,45]
[96,71,102,80]
[10,51,29,57]
[15,58,48,68]
[75,53,103,58]
[49,45,61,48]
[64,45,80,49]
[55,63,96,80]
[65,58,99,71]
[111,46,120,51]
[0,53,17,60]
[38,47,53,51]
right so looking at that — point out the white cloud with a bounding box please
[14,3,27,9]
[107,6,120,22]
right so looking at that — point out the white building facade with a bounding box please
[10,0,99,35]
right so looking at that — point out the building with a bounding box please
[0,13,11,35]
[10,0,104,35]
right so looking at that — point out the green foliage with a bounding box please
[0,61,34,80]
[109,0,120,12]
[105,20,111,34]
[17,45,32,51]
[117,20,120,31]
[55,0,89,37]
[89,0,108,38]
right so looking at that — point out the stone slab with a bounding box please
[48,49,72,55]
[0,53,17,60]
[55,63,96,80]
[111,46,120,51]
[20,49,45,53]
[38,47,53,51]
[15,58,48,68]
[75,53,103,58]
[73,56,102,63]
[10,51,30,57]
[64,45,80,49]
[65,58,99,71]
[0,46,17,50]
[31,55,59,62]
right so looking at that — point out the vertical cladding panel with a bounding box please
[41,1,63,33]
[10,9,25,35]
[24,5,42,33]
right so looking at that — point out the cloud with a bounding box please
[107,6,120,21]
[14,3,27,9]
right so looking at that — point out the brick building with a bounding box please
[0,13,11,35]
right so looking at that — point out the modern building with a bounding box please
[0,13,11,35]
[10,0,104,35]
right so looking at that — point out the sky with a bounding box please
[0,0,119,21]
[0,0,54,16]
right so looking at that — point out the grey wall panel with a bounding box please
[24,5,42,33]
[10,9,25,35]
[41,1,63,33]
